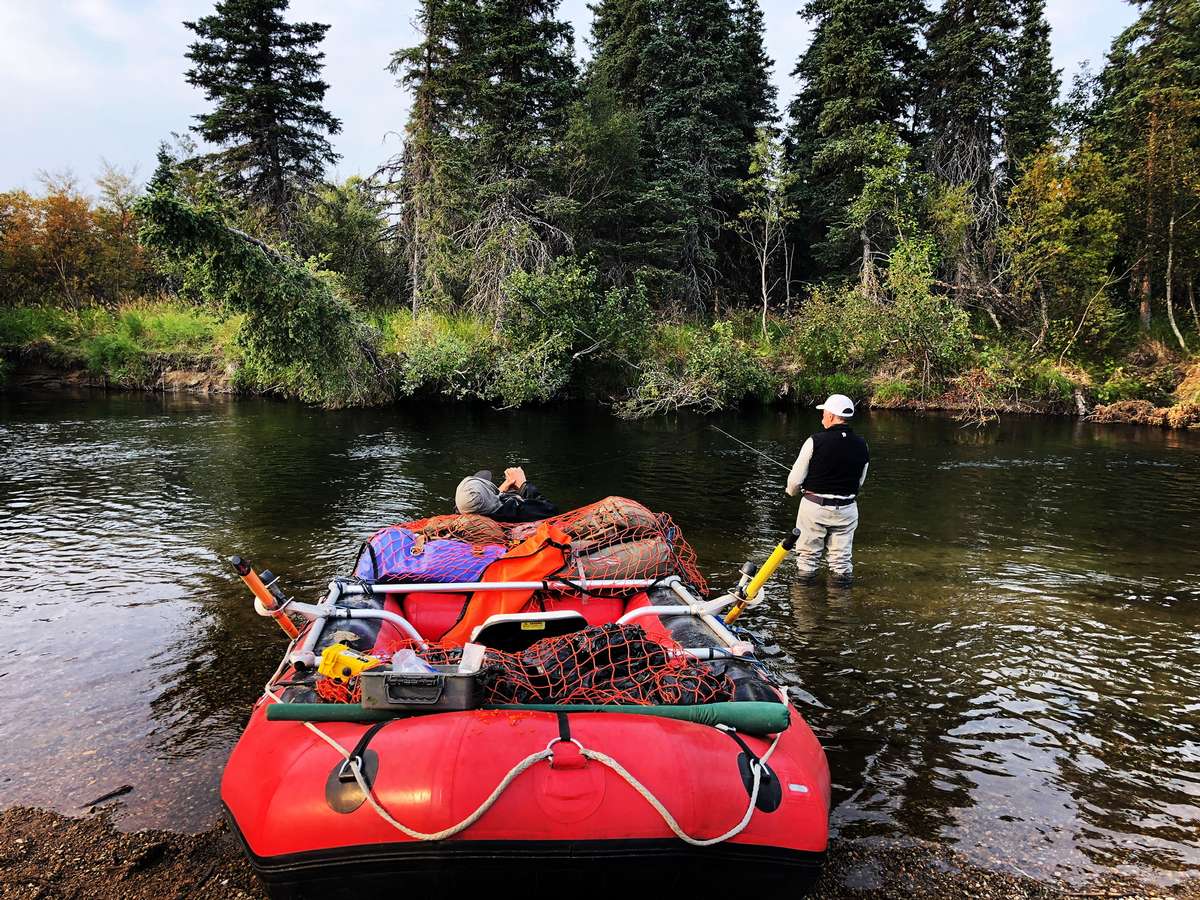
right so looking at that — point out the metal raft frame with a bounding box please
[256,576,748,670]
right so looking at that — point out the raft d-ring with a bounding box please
[545,737,587,770]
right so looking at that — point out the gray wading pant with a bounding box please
[794,497,859,576]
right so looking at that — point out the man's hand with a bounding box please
[503,466,527,491]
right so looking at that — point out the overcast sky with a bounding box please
[0,0,1138,194]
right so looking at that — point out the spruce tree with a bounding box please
[387,0,479,309]
[589,0,657,107]
[923,0,1017,310]
[924,0,1015,178]
[1093,0,1200,333]
[390,0,578,314]
[183,0,341,232]
[1003,0,1060,168]
[578,0,674,279]
[586,0,775,307]
[785,0,927,278]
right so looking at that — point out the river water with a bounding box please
[1,391,1197,887]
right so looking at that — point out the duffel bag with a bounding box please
[354,526,506,583]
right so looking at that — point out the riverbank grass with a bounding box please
[0,301,240,386]
[3,299,1197,428]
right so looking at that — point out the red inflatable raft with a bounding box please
[222,500,830,898]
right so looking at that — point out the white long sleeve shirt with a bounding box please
[785,437,869,499]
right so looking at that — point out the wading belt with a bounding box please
[802,491,856,507]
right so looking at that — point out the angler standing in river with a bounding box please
[785,394,870,586]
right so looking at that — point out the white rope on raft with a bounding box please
[311,706,783,847]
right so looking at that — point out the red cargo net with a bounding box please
[314,625,734,707]
[399,496,706,593]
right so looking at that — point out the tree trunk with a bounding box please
[760,224,770,340]
[859,226,874,294]
[1187,273,1199,336]
[783,241,794,310]
[1031,280,1049,352]
[1138,266,1152,328]
[1165,213,1187,351]
[1140,112,1157,329]
[409,234,421,315]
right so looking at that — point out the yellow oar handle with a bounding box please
[724,529,801,624]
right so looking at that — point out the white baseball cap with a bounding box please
[816,394,855,418]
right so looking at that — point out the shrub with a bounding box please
[786,253,971,388]
[504,260,649,369]
[971,345,1079,408]
[82,331,148,382]
[870,376,917,405]
[1095,365,1178,406]
[388,312,502,400]
[617,321,777,417]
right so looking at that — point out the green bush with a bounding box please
[387,311,502,400]
[503,258,650,383]
[869,376,916,405]
[82,331,148,382]
[0,306,77,346]
[617,321,777,417]
[971,345,1079,408]
[785,237,971,389]
[1095,365,1177,406]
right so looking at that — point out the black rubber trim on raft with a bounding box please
[223,804,825,892]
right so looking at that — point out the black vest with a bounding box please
[803,425,870,495]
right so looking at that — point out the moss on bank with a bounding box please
[3,298,1197,428]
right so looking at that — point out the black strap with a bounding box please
[353,539,380,581]
[717,724,757,760]
[338,719,393,782]
[557,711,571,743]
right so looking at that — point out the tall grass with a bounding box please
[0,300,235,384]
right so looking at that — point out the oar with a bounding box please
[723,528,801,624]
[229,555,300,638]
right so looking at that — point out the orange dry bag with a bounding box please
[439,522,570,645]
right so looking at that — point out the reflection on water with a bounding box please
[1,391,1197,885]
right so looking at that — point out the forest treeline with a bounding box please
[2,0,1199,419]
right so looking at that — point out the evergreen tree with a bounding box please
[730,0,778,140]
[387,0,478,309]
[785,0,927,278]
[1003,0,1060,168]
[183,0,341,232]
[576,0,672,280]
[924,0,1015,179]
[586,0,775,308]
[474,0,577,166]
[390,0,578,314]
[923,0,1017,312]
[1093,0,1200,335]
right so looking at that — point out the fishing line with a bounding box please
[706,423,792,473]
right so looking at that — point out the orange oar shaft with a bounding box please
[229,556,299,638]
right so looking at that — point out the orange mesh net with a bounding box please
[400,496,706,593]
[313,625,735,707]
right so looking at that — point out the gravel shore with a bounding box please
[1,806,1196,900]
